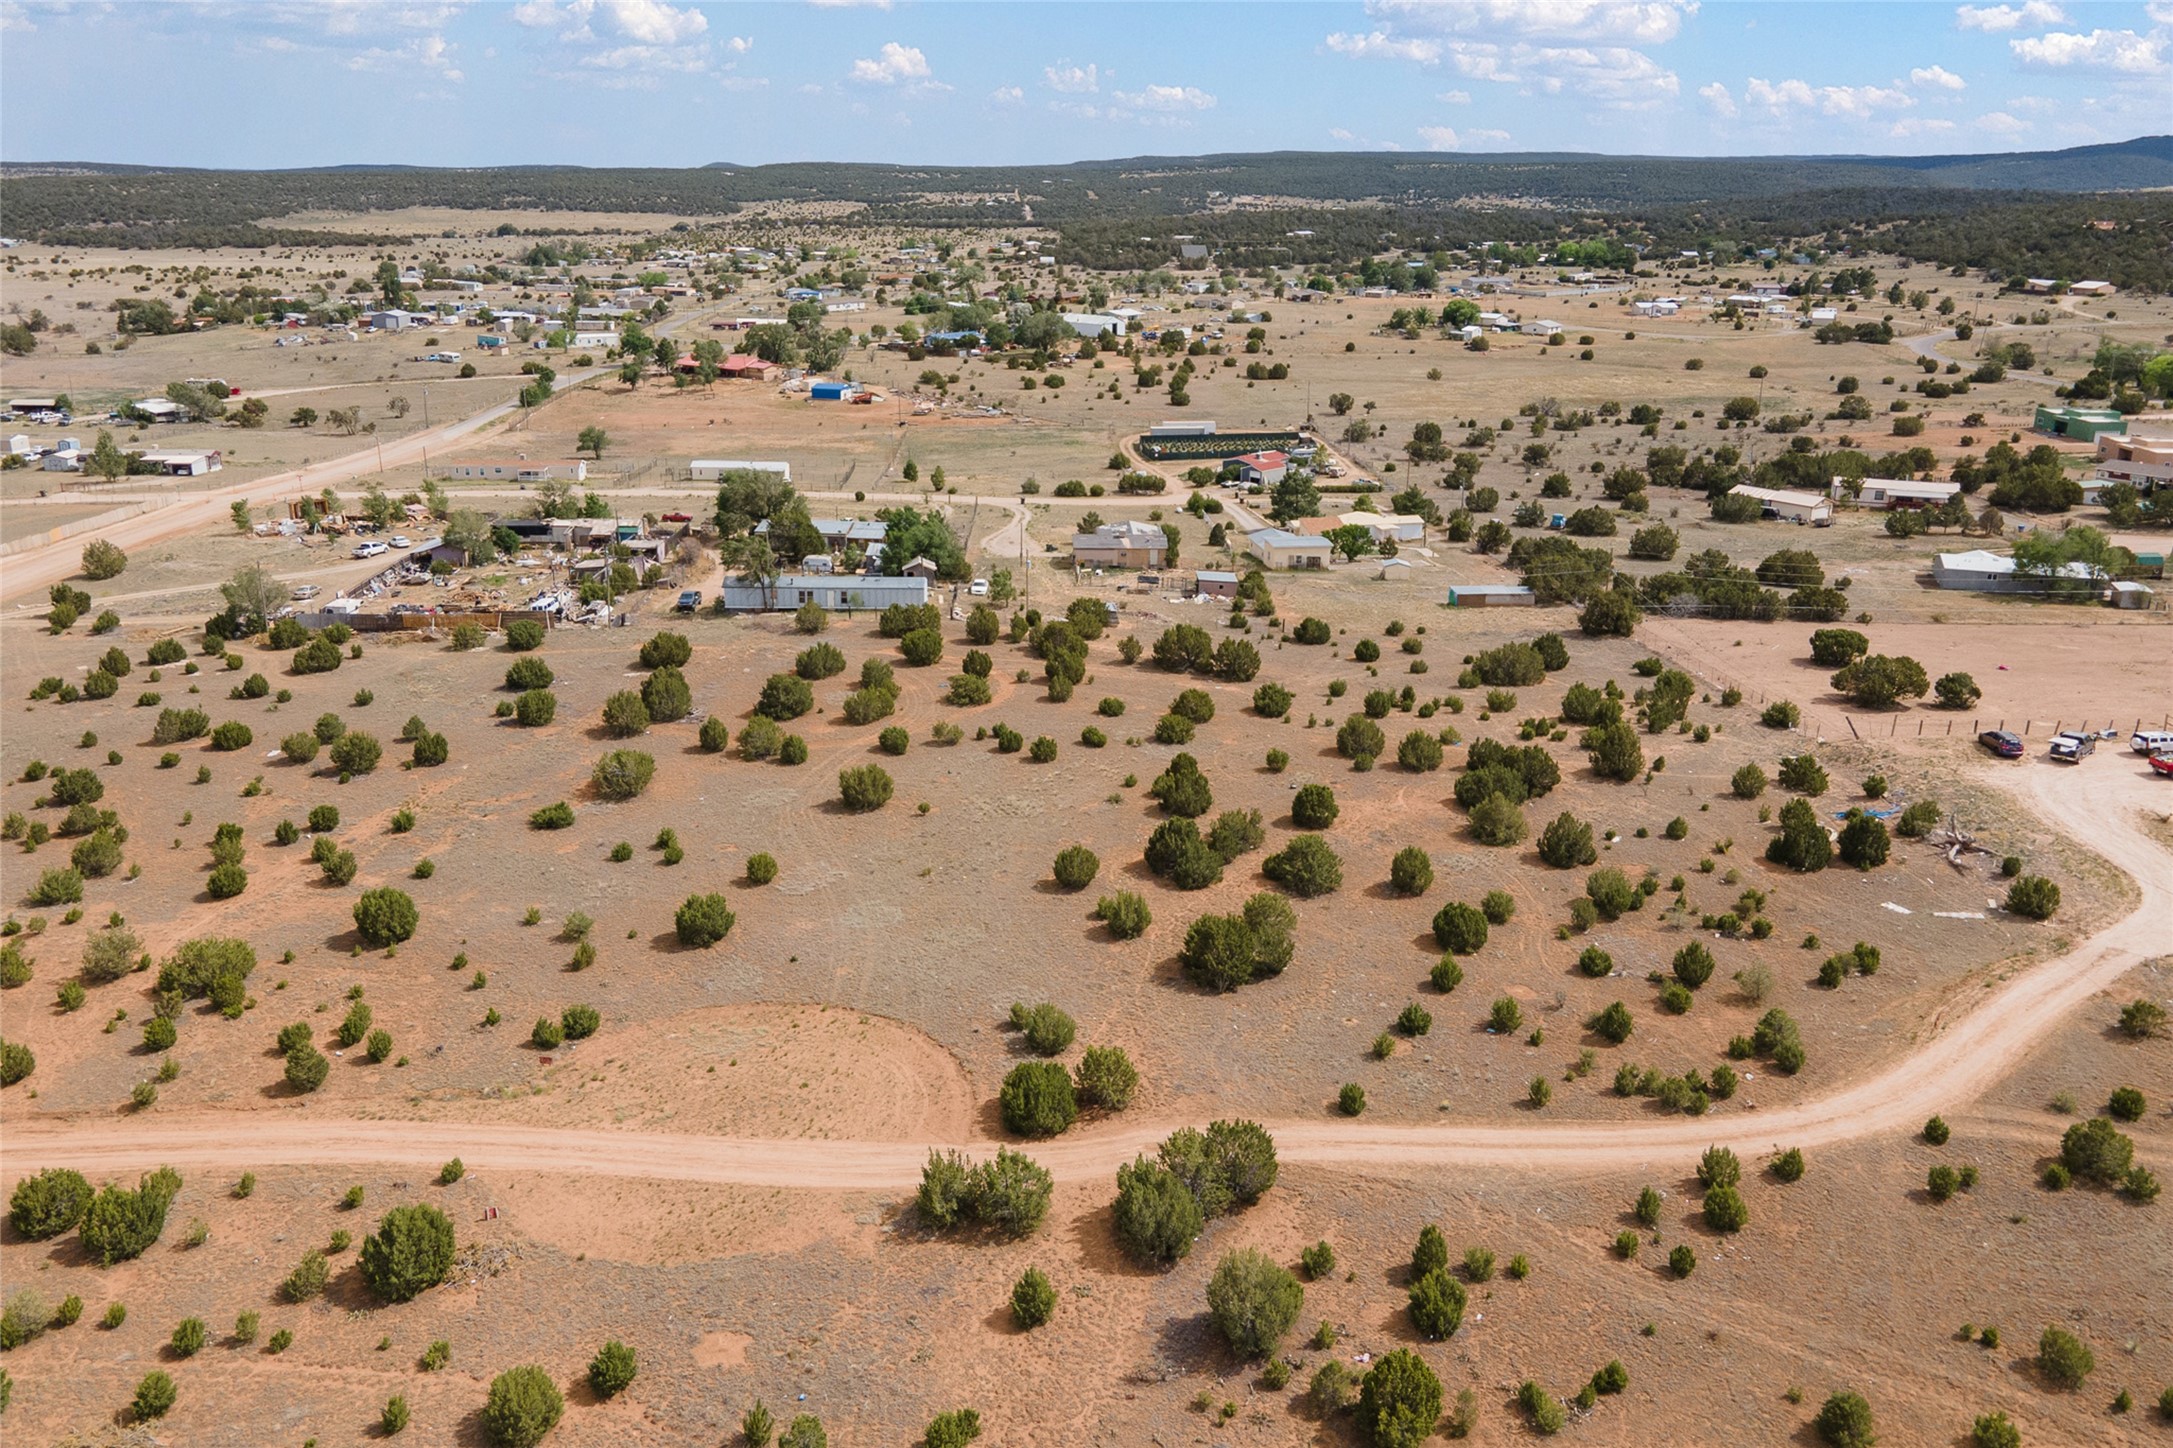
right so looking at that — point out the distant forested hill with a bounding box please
[3,138,2167,288]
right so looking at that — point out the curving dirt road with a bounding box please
[4,759,2165,1190]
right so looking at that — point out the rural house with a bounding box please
[1246,527,1332,570]
[1840,476,1960,510]
[1727,484,1832,525]
[1072,521,1169,570]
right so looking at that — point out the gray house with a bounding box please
[717,573,930,613]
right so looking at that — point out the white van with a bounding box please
[2131,729,2173,756]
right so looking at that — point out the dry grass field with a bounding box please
[3,217,2171,1446]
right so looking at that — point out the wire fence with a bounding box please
[1682,669,2170,747]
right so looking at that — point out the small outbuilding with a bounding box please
[2033,405,2125,442]
[1194,569,1240,600]
[1446,583,1534,607]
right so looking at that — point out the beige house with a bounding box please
[1072,521,1168,570]
[1247,527,1332,570]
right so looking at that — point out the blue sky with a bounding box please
[2,1,2168,168]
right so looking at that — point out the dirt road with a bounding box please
[0,311,718,606]
[6,760,2162,1191]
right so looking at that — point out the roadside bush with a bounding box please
[504,620,545,651]
[1731,763,1768,799]
[505,657,554,691]
[284,1044,330,1093]
[999,1061,1077,1137]
[1075,1045,1138,1110]
[210,721,254,751]
[79,1167,182,1265]
[359,1203,455,1303]
[8,1167,93,1240]
[2005,875,2060,920]
[1112,1159,1202,1267]
[1702,1184,1749,1232]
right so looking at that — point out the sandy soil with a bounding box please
[5,234,2173,1445]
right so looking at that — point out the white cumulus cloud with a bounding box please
[1436,88,1471,103]
[1697,80,1738,117]
[1909,63,1966,89]
[1043,62,1098,93]
[1442,41,1678,108]
[1744,76,1916,119]
[1113,84,1216,111]
[1973,109,2029,133]
[2010,28,2168,73]
[1954,2,2066,32]
[728,34,752,53]
[510,0,705,44]
[991,84,1024,103]
[851,41,931,84]
[1370,0,1696,45]
[1326,30,1442,63]
[1418,125,1460,149]
[1466,128,1511,143]
[347,31,463,82]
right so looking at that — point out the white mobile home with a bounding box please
[690,459,791,483]
[718,573,929,613]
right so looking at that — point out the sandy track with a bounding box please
[0,311,719,605]
[5,760,2164,1189]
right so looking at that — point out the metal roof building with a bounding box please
[717,574,929,613]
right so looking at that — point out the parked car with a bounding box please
[2148,752,2173,778]
[353,541,388,559]
[675,590,702,612]
[290,584,320,601]
[2132,729,2173,756]
[2048,732,2095,763]
[389,535,413,549]
[968,577,990,597]
[1977,729,2024,759]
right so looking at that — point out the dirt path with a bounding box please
[6,760,2162,1191]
